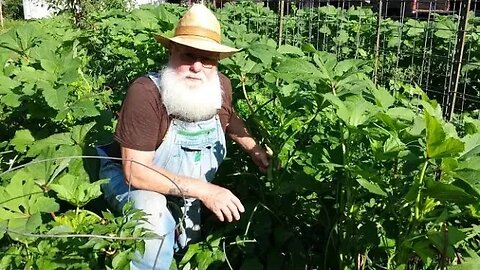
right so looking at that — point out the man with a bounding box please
[97,4,269,270]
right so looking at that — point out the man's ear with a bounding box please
[169,43,177,56]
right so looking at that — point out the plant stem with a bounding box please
[415,161,428,221]
[278,109,320,182]
[241,74,255,114]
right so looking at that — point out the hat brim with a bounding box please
[155,34,240,59]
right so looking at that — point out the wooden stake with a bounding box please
[277,0,285,47]
[0,0,4,30]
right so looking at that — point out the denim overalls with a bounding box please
[97,73,226,270]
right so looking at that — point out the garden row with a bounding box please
[0,2,479,269]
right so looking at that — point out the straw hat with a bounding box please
[154,4,240,59]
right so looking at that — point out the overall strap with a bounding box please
[147,72,162,92]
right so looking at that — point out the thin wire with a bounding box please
[0,154,188,269]
[0,156,187,208]
[152,237,166,269]
[0,226,160,241]
[223,239,234,270]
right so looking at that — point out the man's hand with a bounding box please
[199,184,245,222]
[249,144,270,173]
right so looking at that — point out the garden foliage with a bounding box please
[0,2,479,269]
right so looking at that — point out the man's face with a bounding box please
[169,44,219,88]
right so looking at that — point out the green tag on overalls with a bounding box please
[194,151,201,162]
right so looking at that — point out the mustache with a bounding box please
[183,73,206,82]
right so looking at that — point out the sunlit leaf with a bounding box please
[425,111,464,158]
[356,177,387,197]
[10,129,35,152]
[425,180,477,205]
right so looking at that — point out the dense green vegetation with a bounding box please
[1,2,479,269]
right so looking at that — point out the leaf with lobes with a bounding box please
[10,129,35,153]
[424,179,478,205]
[425,111,464,159]
[276,58,322,83]
[49,174,107,207]
[0,177,59,242]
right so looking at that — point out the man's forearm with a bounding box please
[227,113,259,152]
[121,148,211,199]
[122,152,244,222]
[126,162,208,198]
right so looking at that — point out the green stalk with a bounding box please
[241,74,276,183]
[330,83,352,267]
[240,74,272,146]
[277,109,320,183]
[414,161,429,221]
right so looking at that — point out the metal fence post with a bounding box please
[278,0,285,47]
[373,0,383,85]
[0,0,4,29]
[445,0,471,120]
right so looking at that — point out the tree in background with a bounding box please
[1,0,24,20]
[43,0,134,26]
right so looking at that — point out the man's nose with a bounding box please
[190,60,203,72]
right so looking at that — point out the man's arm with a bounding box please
[121,147,244,222]
[227,113,269,172]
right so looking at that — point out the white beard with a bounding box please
[159,66,222,122]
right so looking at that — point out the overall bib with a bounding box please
[97,73,226,270]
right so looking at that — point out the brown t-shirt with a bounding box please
[113,73,234,152]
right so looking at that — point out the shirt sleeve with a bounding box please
[218,73,234,132]
[114,76,164,151]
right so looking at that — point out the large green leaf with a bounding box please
[277,44,304,56]
[27,133,74,157]
[71,122,96,145]
[0,75,21,94]
[1,92,21,107]
[428,226,466,258]
[10,129,35,152]
[50,174,107,207]
[15,24,39,53]
[42,85,70,110]
[40,58,60,74]
[276,58,321,82]
[463,116,480,134]
[0,28,24,56]
[425,111,464,158]
[424,180,477,205]
[69,99,100,119]
[460,133,480,159]
[112,250,131,270]
[325,94,376,128]
[371,86,395,109]
[356,177,387,197]
[449,258,480,270]
[386,107,416,122]
[383,134,406,154]
[453,157,480,195]
[247,43,277,67]
[0,177,59,242]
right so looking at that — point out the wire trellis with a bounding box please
[210,0,480,119]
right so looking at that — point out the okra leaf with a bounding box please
[424,180,477,205]
[10,129,35,153]
[42,85,69,111]
[71,122,96,145]
[425,111,464,158]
